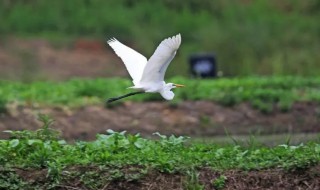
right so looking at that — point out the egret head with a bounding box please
[160,83,185,100]
[166,83,185,90]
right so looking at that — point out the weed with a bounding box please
[185,170,204,190]
[46,160,62,182]
[212,175,227,190]
[4,114,60,141]
[153,132,189,146]
[278,144,319,171]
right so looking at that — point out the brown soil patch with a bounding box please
[1,101,319,140]
[0,37,128,81]
[10,165,320,189]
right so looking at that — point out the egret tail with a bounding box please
[107,91,145,103]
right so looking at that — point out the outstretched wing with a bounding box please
[107,38,148,85]
[140,34,181,83]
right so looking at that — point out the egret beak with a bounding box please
[174,84,185,88]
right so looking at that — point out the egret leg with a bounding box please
[107,91,145,103]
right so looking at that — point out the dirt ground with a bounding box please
[1,101,319,140]
[0,37,127,81]
[12,164,320,189]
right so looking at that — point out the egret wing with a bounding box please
[140,34,181,83]
[107,38,148,85]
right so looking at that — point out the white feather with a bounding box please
[140,34,181,84]
[107,38,148,85]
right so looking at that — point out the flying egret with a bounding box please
[106,34,184,103]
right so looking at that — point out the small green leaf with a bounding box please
[58,140,67,145]
[9,139,20,148]
[153,132,167,139]
[106,129,115,134]
[27,139,43,145]
[134,139,146,149]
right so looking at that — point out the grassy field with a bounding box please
[1,0,319,76]
[1,76,320,113]
[0,115,319,189]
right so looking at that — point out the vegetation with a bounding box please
[0,116,319,189]
[0,76,320,113]
[1,0,319,76]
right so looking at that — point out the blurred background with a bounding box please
[1,0,320,81]
[0,0,320,144]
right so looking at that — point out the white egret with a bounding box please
[106,34,184,103]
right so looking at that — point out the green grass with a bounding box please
[1,0,320,76]
[0,116,319,189]
[1,76,320,112]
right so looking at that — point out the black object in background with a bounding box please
[189,54,217,78]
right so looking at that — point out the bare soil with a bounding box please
[11,165,320,189]
[1,101,319,140]
[0,37,128,81]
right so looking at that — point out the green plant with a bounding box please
[185,170,204,190]
[46,160,62,182]
[4,114,60,141]
[278,144,319,171]
[212,175,227,190]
